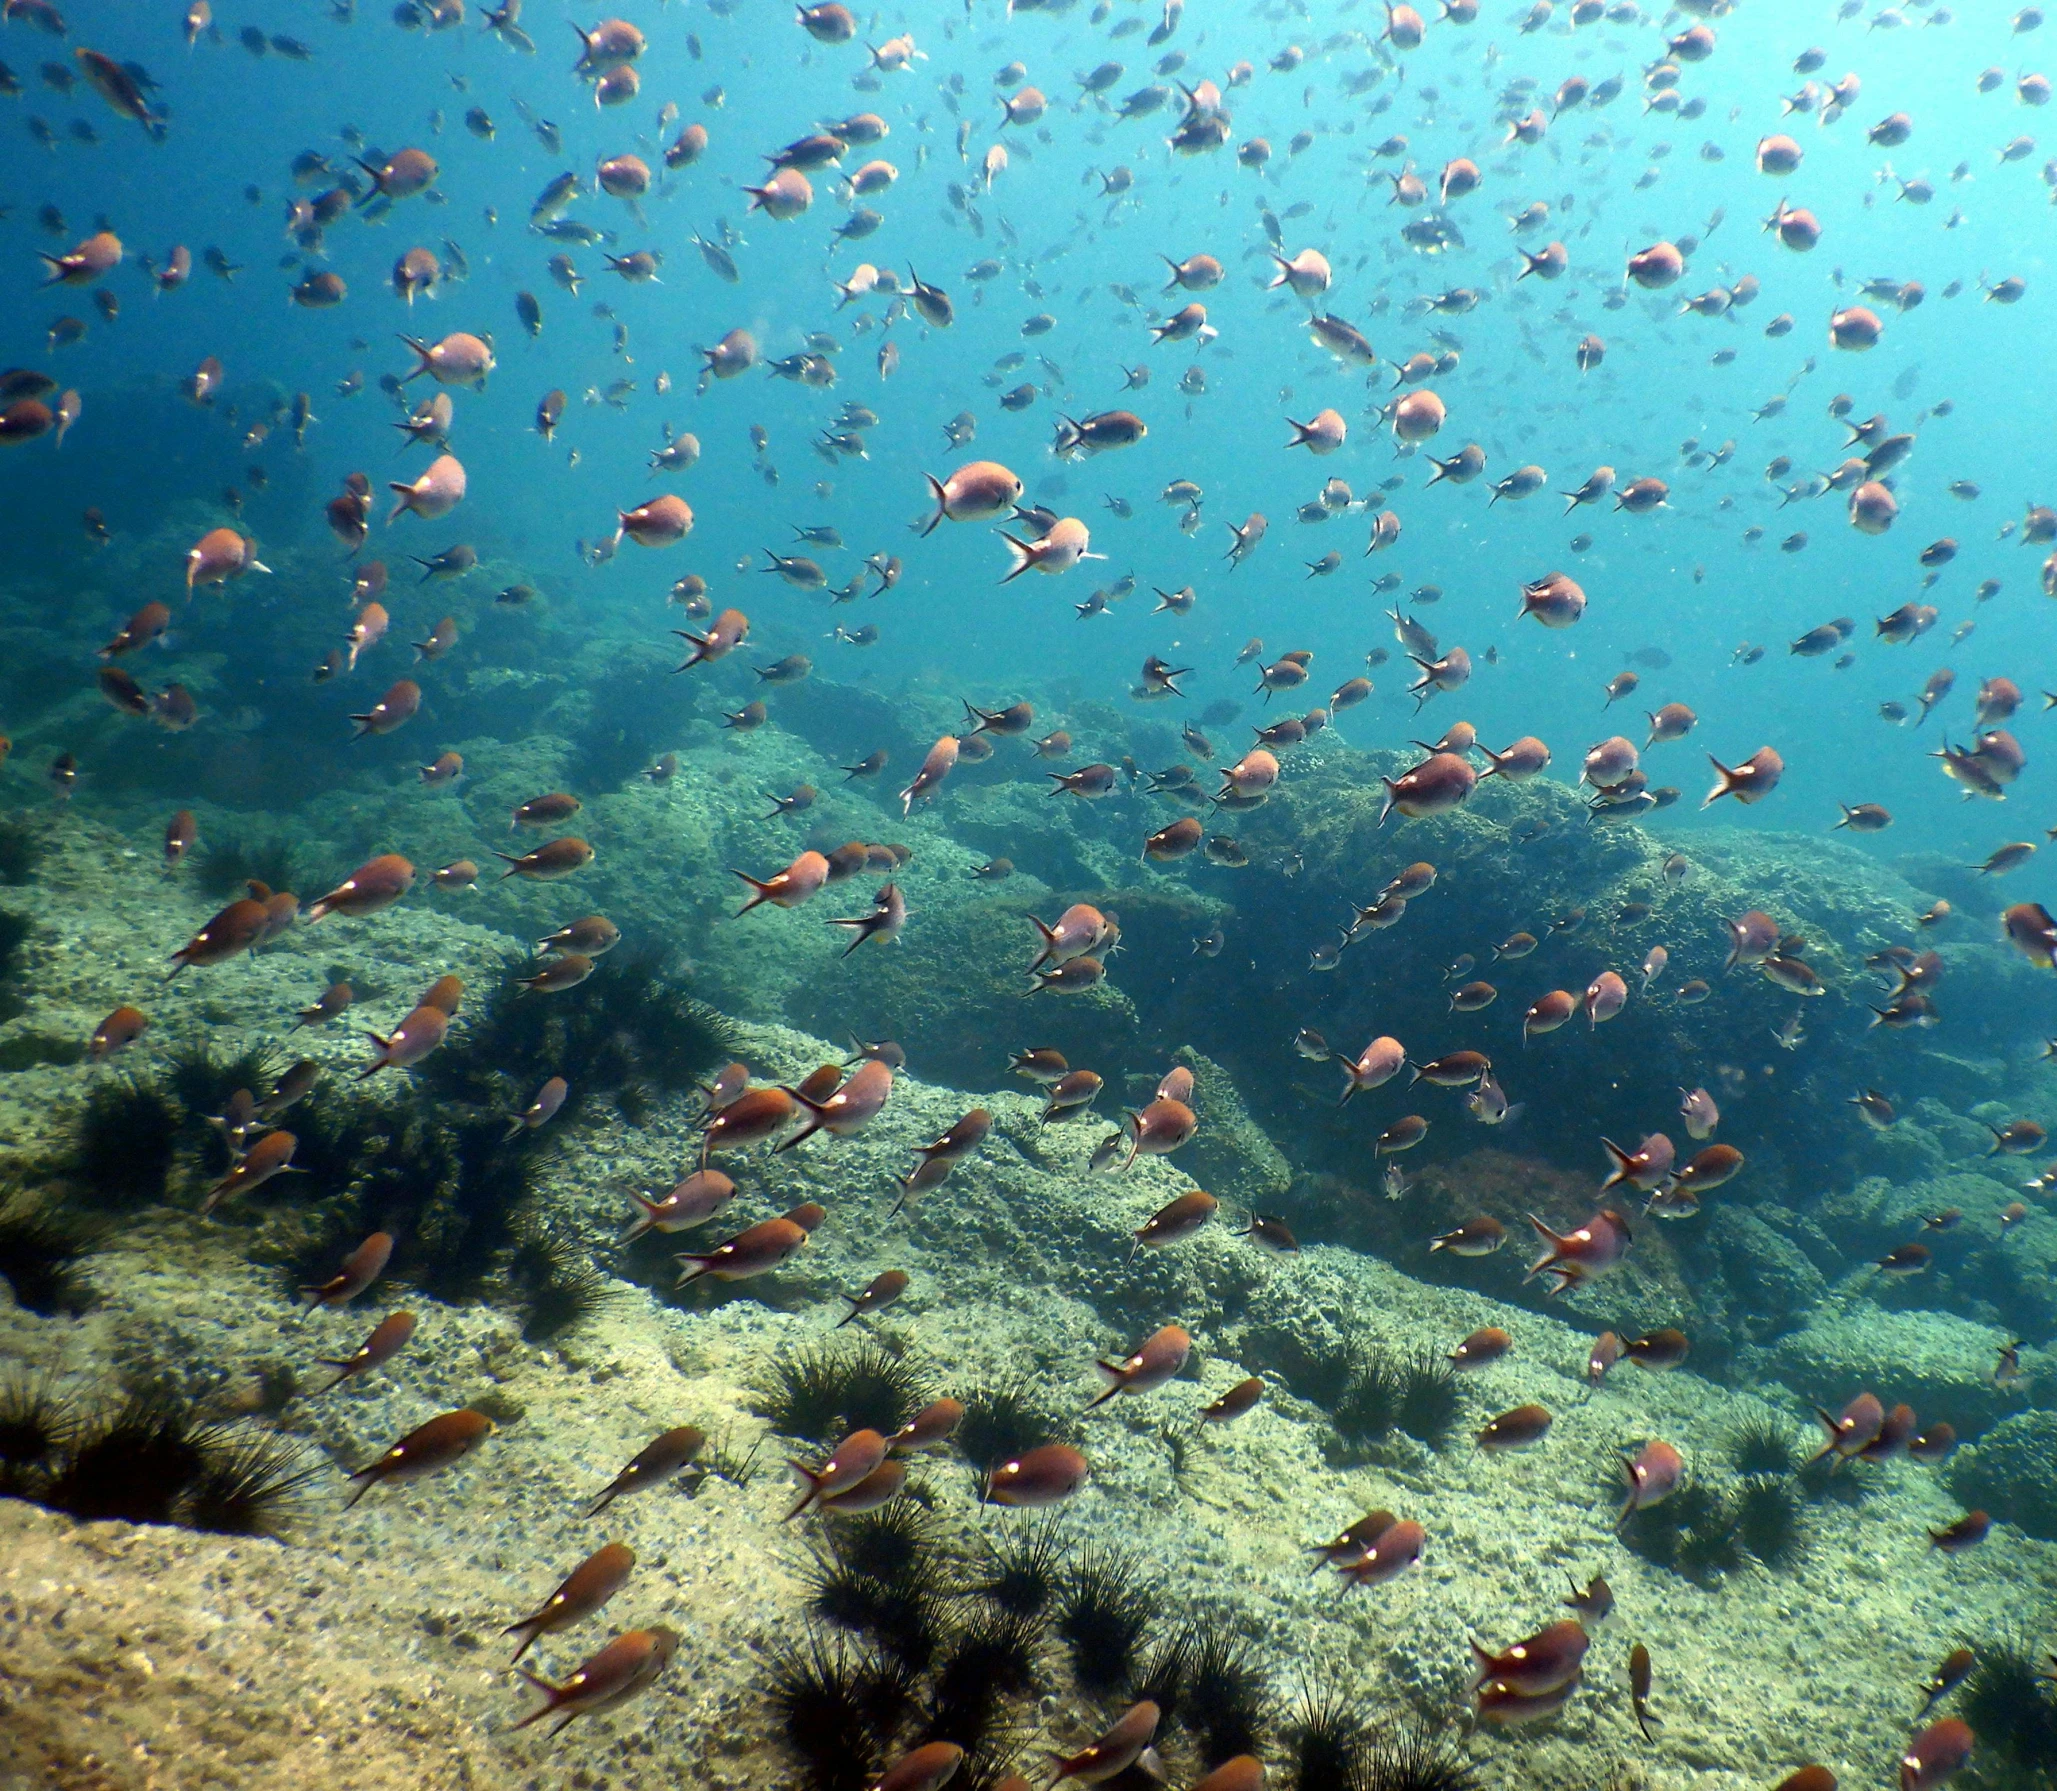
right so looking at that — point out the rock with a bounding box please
[1699,1205,1825,1341]
[1743,1301,2026,1434]
[1175,1046,1291,1207]
[1947,1408,2057,1541]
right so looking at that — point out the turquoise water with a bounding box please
[4,0,2057,1784]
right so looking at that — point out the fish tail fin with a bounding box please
[620,1199,656,1246]
[997,532,1037,583]
[510,1668,561,1728]
[1701,754,1737,808]
[673,1253,711,1286]
[918,472,947,536]
[775,1108,824,1153]
[1598,1137,1635,1189]
[730,868,776,915]
[1026,915,1058,970]
[1376,776,1399,827]
[783,1461,824,1519]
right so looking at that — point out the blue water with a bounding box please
[5,0,2050,894]
[13,3,2057,1779]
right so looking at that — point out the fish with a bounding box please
[312,1309,416,1394]
[502,1543,636,1665]
[1476,1403,1553,1451]
[586,1427,704,1517]
[513,1628,678,1738]
[343,1409,493,1508]
[1449,1327,1511,1369]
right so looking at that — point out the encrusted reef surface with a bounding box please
[1,813,2055,1791]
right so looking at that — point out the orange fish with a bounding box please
[503,1542,636,1664]
[308,854,415,921]
[343,1408,493,1509]
[674,1202,823,1283]
[312,1308,416,1392]
[198,1127,298,1214]
[185,526,268,589]
[786,1428,889,1517]
[983,1441,1089,1507]
[168,896,269,975]
[298,1230,394,1307]
[349,678,421,738]
[497,838,595,880]
[588,1427,705,1517]
[360,1002,450,1077]
[88,1004,149,1059]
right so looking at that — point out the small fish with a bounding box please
[313,1310,416,1393]
[1628,1643,1661,1741]
[1564,1573,1613,1625]
[344,1408,493,1508]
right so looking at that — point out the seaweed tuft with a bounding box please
[801,1507,953,1669]
[1616,1478,1744,1581]
[508,1225,624,1341]
[1329,1346,1403,1452]
[1393,1347,1461,1449]
[0,818,44,887]
[1185,1624,1272,1767]
[1132,1624,1197,1730]
[0,906,29,1019]
[1289,1680,1372,1791]
[419,943,733,1126]
[195,831,299,903]
[0,1371,75,1498]
[65,1074,182,1209]
[184,1428,323,1539]
[1734,1476,1805,1568]
[956,1376,1070,1473]
[1794,1450,1882,1507]
[158,1038,284,1147]
[765,1629,920,1791]
[1960,1636,2057,1774]
[1361,1718,1479,1791]
[307,1102,555,1304]
[0,1190,106,1314]
[755,1337,932,1447]
[921,1606,1040,1770]
[833,1503,944,1591]
[700,1424,765,1490]
[970,1518,1067,1621]
[1055,1540,1155,1697]
[41,1390,213,1527]
[1727,1414,1800,1479]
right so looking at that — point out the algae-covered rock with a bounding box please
[1947,1408,2057,1540]
[1698,1204,1826,1341]
[1746,1301,2026,1434]
[1811,1171,2057,1339]
[1173,1046,1292,1208]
